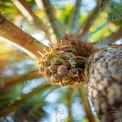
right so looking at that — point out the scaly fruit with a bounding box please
[85,45,122,122]
[39,42,87,86]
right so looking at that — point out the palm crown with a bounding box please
[0,0,122,122]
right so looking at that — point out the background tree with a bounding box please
[0,0,122,122]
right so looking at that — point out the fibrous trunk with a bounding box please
[85,45,122,122]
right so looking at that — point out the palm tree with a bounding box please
[0,0,122,122]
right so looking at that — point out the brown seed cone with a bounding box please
[39,41,91,86]
[85,45,122,122]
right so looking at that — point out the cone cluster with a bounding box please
[39,44,86,86]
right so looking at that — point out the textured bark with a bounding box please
[85,45,122,122]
